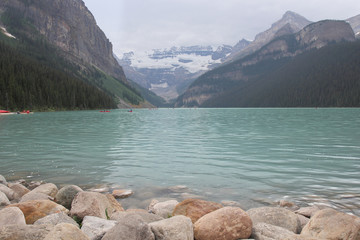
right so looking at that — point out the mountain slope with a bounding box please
[347,14,360,38]
[175,20,356,108]
[226,11,312,62]
[0,0,146,108]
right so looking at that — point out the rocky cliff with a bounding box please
[347,14,360,38]
[0,0,127,83]
[227,11,312,62]
[176,20,356,107]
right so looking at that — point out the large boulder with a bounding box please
[81,216,117,240]
[0,184,15,201]
[110,211,163,223]
[149,215,194,240]
[251,222,300,240]
[70,191,124,220]
[0,224,54,240]
[148,199,179,218]
[0,207,26,227]
[55,185,83,209]
[34,212,79,227]
[0,191,10,207]
[43,223,90,240]
[20,192,52,202]
[8,183,30,201]
[6,199,69,224]
[172,199,223,223]
[247,207,301,233]
[30,183,58,198]
[194,207,252,240]
[102,214,155,240]
[300,208,360,240]
[295,205,322,218]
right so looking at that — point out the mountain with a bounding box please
[347,14,360,38]
[0,0,147,110]
[118,45,235,102]
[175,20,356,107]
[226,11,312,62]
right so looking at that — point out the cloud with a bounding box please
[83,0,360,55]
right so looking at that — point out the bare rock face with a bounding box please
[6,200,69,224]
[149,215,194,240]
[247,207,301,234]
[0,0,127,83]
[300,208,360,240]
[172,199,223,223]
[194,207,252,240]
[70,191,124,220]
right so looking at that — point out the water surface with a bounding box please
[0,108,359,215]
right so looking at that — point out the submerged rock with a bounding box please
[194,207,252,240]
[112,189,134,199]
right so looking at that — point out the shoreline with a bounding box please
[1,175,360,239]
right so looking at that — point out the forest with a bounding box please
[201,40,360,107]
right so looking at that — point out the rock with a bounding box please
[221,200,243,208]
[251,222,300,240]
[172,199,223,223]
[194,207,252,240]
[0,175,7,185]
[295,205,322,218]
[148,199,179,218]
[6,199,69,224]
[70,191,124,220]
[110,211,164,223]
[55,185,83,209]
[112,189,134,199]
[247,206,301,233]
[27,181,43,190]
[43,223,90,240]
[81,216,117,240]
[102,214,155,240]
[297,214,310,231]
[8,183,30,201]
[34,212,79,227]
[88,186,109,193]
[20,192,52,202]
[30,183,58,198]
[277,200,300,211]
[0,191,10,207]
[149,215,194,240]
[0,224,54,240]
[0,207,26,227]
[0,184,15,201]
[168,185,189,193]
[300,208,360,240]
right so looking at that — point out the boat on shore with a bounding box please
[0,110,33,115]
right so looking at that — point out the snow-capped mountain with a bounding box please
[118,45,239,101]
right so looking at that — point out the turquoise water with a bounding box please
[0,108,359,215]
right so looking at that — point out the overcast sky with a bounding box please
[82,0,360,56]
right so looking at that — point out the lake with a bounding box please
[0,108,359,215]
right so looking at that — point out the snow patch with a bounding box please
[0,27,16,39]
[150,82,169,90]
[356,31,360,36]
[128,51,221,74]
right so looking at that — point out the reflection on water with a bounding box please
[0,108,359,216]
